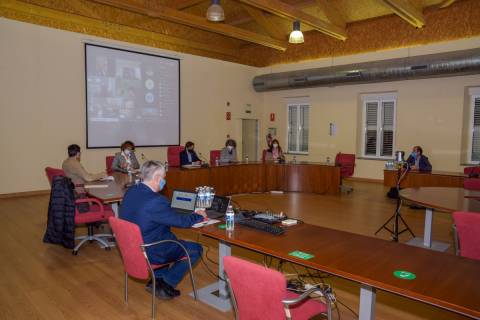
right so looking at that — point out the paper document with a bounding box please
[192,219,220,228]
[84,184,109,188]
[100,176,115,181]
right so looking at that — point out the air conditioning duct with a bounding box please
[252,48,480,92]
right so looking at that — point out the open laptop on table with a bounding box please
[171,190,197,214]
[205,196,230,219]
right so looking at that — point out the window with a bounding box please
[287,104,309,153]
[361,93,396,159]
[469,92,480,162]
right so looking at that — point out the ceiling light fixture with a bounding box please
[206,0,225,22]
[289,20,304,44]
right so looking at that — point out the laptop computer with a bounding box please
[171,190,197,214]
[205,195,231,219]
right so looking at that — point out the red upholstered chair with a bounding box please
[106,155,115,175]
[464,166,480,176]
[108,217,197,320]
[335,153,356,193]
[262,149,268,162]
[223,256,331,320]
[210,150,221,164]
[167,146,185,167]
[45,167,114,255]
[452,212,480,260]
[463,178,480,190]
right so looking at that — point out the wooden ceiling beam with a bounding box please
[91,0,288,51]
[438,0,457,8]
[380,0,425,28]
[174,0,205,10]
[235,0,347,40]
[315,0,345,28]
[240,5,285,40]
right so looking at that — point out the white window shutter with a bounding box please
[472,97,480,161]
[381,101,395,157]
[365,101,378,156]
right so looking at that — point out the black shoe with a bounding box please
[146,280,174,300]
[157,278,181,297]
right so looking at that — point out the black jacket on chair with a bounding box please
[43,176,76,249]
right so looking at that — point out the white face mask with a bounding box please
[227,146,234,151]
[273,143,279,148]
[124,149,131,156]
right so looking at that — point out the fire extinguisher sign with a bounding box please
[270,113,275,121]
[226,112,231,120]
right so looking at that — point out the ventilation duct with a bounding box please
[252,48,480,92]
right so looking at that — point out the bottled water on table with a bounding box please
[225,205,235,231]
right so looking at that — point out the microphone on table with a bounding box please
[198,152,210,167]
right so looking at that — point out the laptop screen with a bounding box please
[171,190,197,211]
[209,196,230,213]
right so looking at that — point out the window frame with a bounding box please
[361,94,397,160]
[467,93,480,163]
[286,103,310,155]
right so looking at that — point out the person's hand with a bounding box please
[195,208,207,218]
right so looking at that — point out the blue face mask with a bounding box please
[159,178,166,191]
[411,151,417,158]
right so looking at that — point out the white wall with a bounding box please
[0,18,262,194]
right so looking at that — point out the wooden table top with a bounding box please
[400,187,480,213]
[198,222,480,319]
[384,169,465,177]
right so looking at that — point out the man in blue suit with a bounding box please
[406,146,432,171]
[121,160,205,299]
[180,141,201,166]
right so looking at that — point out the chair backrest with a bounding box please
[463,178,480,190]
[224,256,287,320]
[262,149,267,162]
[335,153,356,178]
[106,156,115,175]
[167,146,185,167]
[45,167,65,186]
[210,150,221,164]
[453,212,480,260]
[464,166,480,175]
[108,217,150,279]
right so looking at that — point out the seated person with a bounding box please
[62,144,106,185]
[111,140,140,173]
[219,139,238,163]
[121,161,205,299]
[265,139,285,162]
[180,141,201,166]
[406,146,432,171]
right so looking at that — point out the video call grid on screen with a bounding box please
[85,43,180,148]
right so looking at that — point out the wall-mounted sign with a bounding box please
[270,113,275,122]
[226,112,231,120]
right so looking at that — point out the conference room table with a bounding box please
[384,169,465,188]
[85,161,342,216]
[399,187,480,252]
[196,220,480,320]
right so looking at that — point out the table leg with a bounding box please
[190,240,231,312]
[359,285,376,320]
[406,208,449,252]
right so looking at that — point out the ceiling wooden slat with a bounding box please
[91,0,288,50]
[381,0,425,28]
[438,0,456,8]
[241,5,285,40]
[315,0,345,28]
[174,0,205,10]
[235,0,347,40]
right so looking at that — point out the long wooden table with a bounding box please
[196,220,480,320]
[400,187,480,252]
[384,169,465,188]
[86,162,341,216]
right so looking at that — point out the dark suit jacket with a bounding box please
[120,183,203,264]
[180,150,200,166]
[407,154,432,171]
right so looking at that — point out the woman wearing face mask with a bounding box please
[265,139,285,162]
[406,146,432,171]
[180,141,201,166]
[111,140,140,173]
[219,139,238,163]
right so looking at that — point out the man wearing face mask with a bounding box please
[111,140,140,173]
[179,141,201,166]
[406,146,432,171]
[219,139,238,163]
[62,144,106,185]
[120,161,206,299]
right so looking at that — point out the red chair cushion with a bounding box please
[106,156,115,175]
[453,211,480,260]
[464,178,480,190]
[210,150,221,163]
[335,153,355,178]
[167,146,185,167]
[45,167,65,186]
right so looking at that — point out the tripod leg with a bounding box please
[398,213,416,238]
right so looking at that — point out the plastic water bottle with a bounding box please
[164,161,169,172]
[293,155,297,163]
[245,155,249,163]
[215,157,219,166]
[225,205,234,231]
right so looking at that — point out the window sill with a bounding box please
[357,156,394,161]
[286,152,309,155]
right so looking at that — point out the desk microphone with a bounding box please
[141,153,149,161]
[198,152,209,163]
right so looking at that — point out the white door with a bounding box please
[242,119,258,161]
